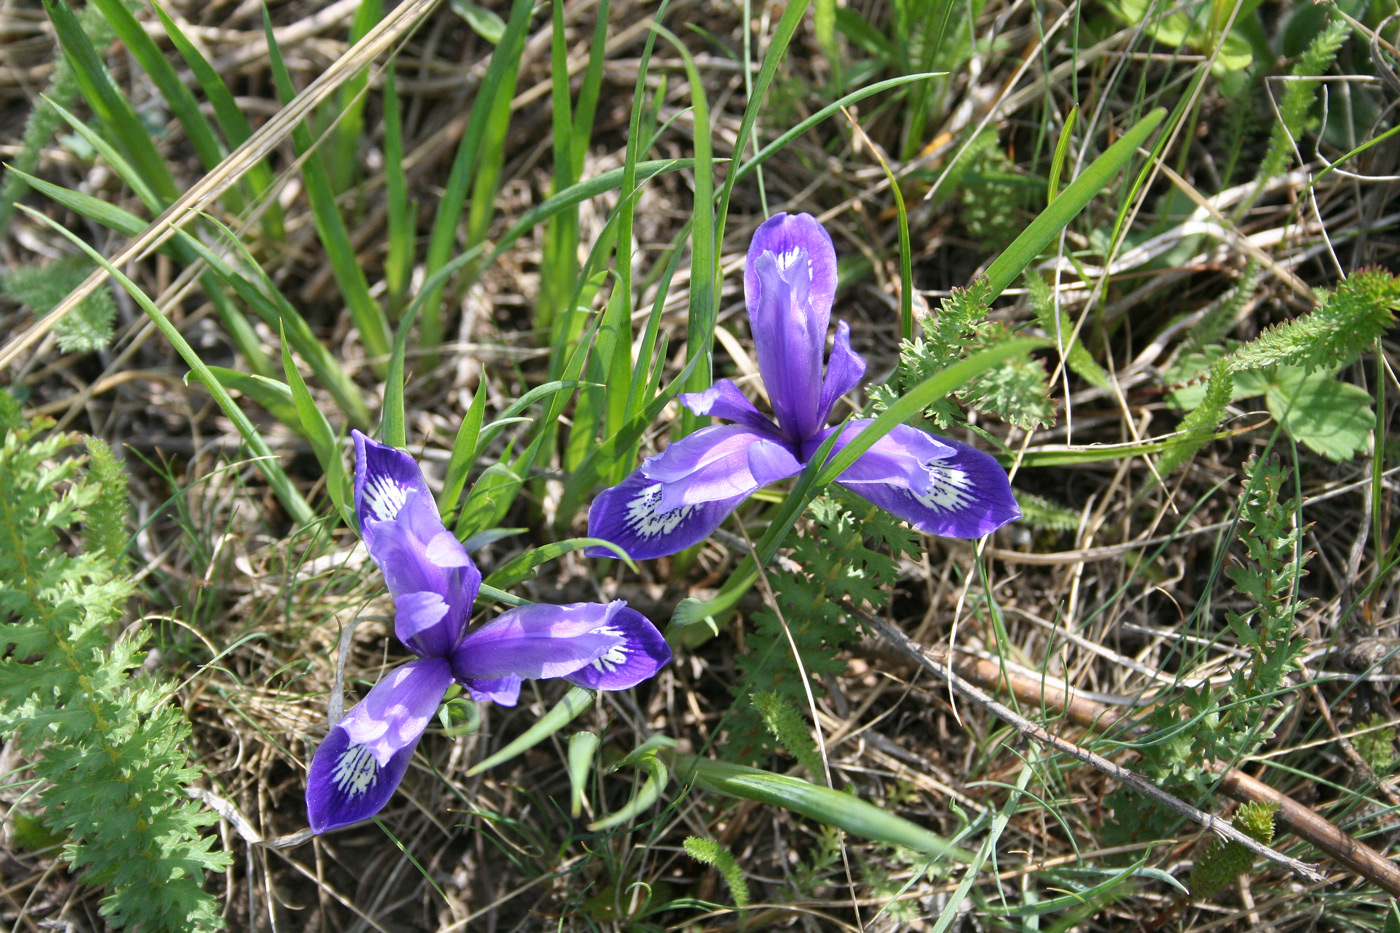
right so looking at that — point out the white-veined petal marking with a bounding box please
[626,483,697,540]
[914,463,973,513]
[331,742,379,797]
[589,625,628,674]
[363,474,410,521]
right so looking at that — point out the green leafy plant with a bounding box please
[871,277,1054,431]
[1165,268,1398,464]
[0,392,228,932]
[1186,801,1279,897]
[684,836,751,908]
[1109,457,1309,840]
[1,258,116,353]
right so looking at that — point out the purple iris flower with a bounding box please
[306,431,672,834]
[586,212,1020,560]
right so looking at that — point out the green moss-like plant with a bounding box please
[0,392,229,931]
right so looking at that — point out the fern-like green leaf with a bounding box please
[684,836,751,907]
[1229,269,1399,374]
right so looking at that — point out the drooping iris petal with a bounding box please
[803,421,956,491]
[561,604,673,692]
[305,657,453,834]
[306,723,418,834]
[585,467,751,560]
[745,213,837,441]
[679,379,783,435]
[463,675,522,707]
[815,321,867,426]
[353,430,433,551]
[640,424,802,511]
[836,432,1022,539]
[450,601,671,689]
[338,658,455,765]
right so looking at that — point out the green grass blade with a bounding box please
[438,386,488,516]
[567,731,599,818]
[150,0,284,238]
[713,0,808,243]
[263,9,392,365]
[680,755,972,861]
[466,687,595,776]
[1047,104,1078,204]
[588,756,668,832]
[280,328,350,523]
[41,0,179,204]
[816,337,1047,485]
[984,108,1166,299]
[196,367,301,433]
[655,27,716,432]
[382,65,414,313]
[32,100,163,213]
[482,538,635,590]
[19,204,314,524]
[84,0,226,177]
[328,0,383,193]
[420,0,535,349]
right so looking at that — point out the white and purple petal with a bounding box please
[450,601,669,688]
[745,213,837,441]
[561,603,672,692]
[585,467,750,560]
[305,657,453,834]
[338,658,455,765]
[306,724,418,833]
[679,379,783,435]
[835,429,1021,539]
[640,425,802,511]
[353,431,433,548]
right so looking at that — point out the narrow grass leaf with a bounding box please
[467,687,595,776]
[150,0,284,237]
[482,538,635,591]
[84,0,226,176]
[1047,105,1078,204]
[438,387,488,515]
[588,756,668,832]
[18,204,314,524]
[421,0,534,349]
[264,10,392,365]
[984,108,1165,300]
[280,329,349,522]
[41,0,179,203]
[681,755,970,861]
[197,367,301,433]
[567,731,599,818]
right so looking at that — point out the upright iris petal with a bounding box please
[307,433,671,834]
[586,211,1021,561]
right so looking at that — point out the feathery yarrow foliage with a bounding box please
[0,392,228,932]
[728,491,920,761]
[873,276,1054,430]
[1228,269,1400,374]
[1108,458,1309,841]
[683,836,751,908]
[1256,18,1349,187]
[1185,802,1278,898]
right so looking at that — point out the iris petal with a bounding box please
[338,658,454,765]
[679,379,783,435]
[639,425,802,511]
[837,431,1022,539]
[306,725,418,834]
[353,431,433,550]
[745,213,837,440]
[451,601,669,688]
[585,467,749,560]
[305,657,453,834]
[815,321,867,426]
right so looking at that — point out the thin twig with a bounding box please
[853,606,1330,886]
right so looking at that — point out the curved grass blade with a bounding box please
[679,755,972,861]
[482,538,635,590]
[589,755,668,832]
[983,108,1166,300]
[467,686,596,776]
[19,204,314,524]
[567,731,599,818]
